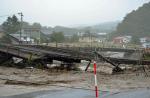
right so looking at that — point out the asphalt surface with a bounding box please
[0,88,150,98]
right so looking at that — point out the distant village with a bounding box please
[0,24,150,48]
[113,36,150,48]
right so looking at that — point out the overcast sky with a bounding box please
[0,0,150,27]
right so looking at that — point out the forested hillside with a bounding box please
[114,2,150,37]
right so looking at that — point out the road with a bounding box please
[0,88,150,98]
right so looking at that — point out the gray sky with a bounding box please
[0,0,150,27]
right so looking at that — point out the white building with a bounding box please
[9,34,34,44]
[123,36,132,43]
[113,36,132,44]
[140,37,150,48]
[79,32,107,43]
[140,37,150,43]
[142,43,150,48]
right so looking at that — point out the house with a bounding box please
[77,32,84,37]
[140,38,146,43]
[140,37,150,48]
[79,32,107,43]
[97,32,107,36]
[113,37,123,44]
[140,37,150,43]
[9,27,48,44]
[141,43,150,48]
[9,27,40,44]
[9,34,34,44]
[97,32,107,42]
[113,36,132,44]
[79,36,100,42]
[22,27,41,42]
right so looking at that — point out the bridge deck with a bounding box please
[0,44,150,68]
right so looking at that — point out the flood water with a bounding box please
[0,88,150,98]
[35,89,107,98]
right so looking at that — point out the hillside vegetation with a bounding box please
[114,2,150,38]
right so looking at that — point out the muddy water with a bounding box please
[1,88,150,98]
[0,89,107,98]
[36,88,150,98]
[36,89,106,98]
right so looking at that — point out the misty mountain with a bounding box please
[41,26,79,36]
[91,21,120,32]
[75,21,120,33]
[41,21,120,35]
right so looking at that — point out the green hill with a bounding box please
[114,2,150,38]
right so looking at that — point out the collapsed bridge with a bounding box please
[0,44,93,69]
[0,44,150,71]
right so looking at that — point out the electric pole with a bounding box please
[18,12,23,44]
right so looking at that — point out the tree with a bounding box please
[70,34,79,42]
[22,21,30,28]
[50,31,65,47]
[2,15,20,34]
[115,2,150,38]
[131,36,140,44]
[32,22,41,28]
[84,30,91,37]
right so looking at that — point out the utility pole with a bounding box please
[18,12,23,44]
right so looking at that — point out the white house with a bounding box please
[140,37,150,43]
[9,34,34,44]
[113,36,132,44]
[142,43,150,48]
[79,32,107,43]
[140,37,150,48]
[123,36,132,43]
